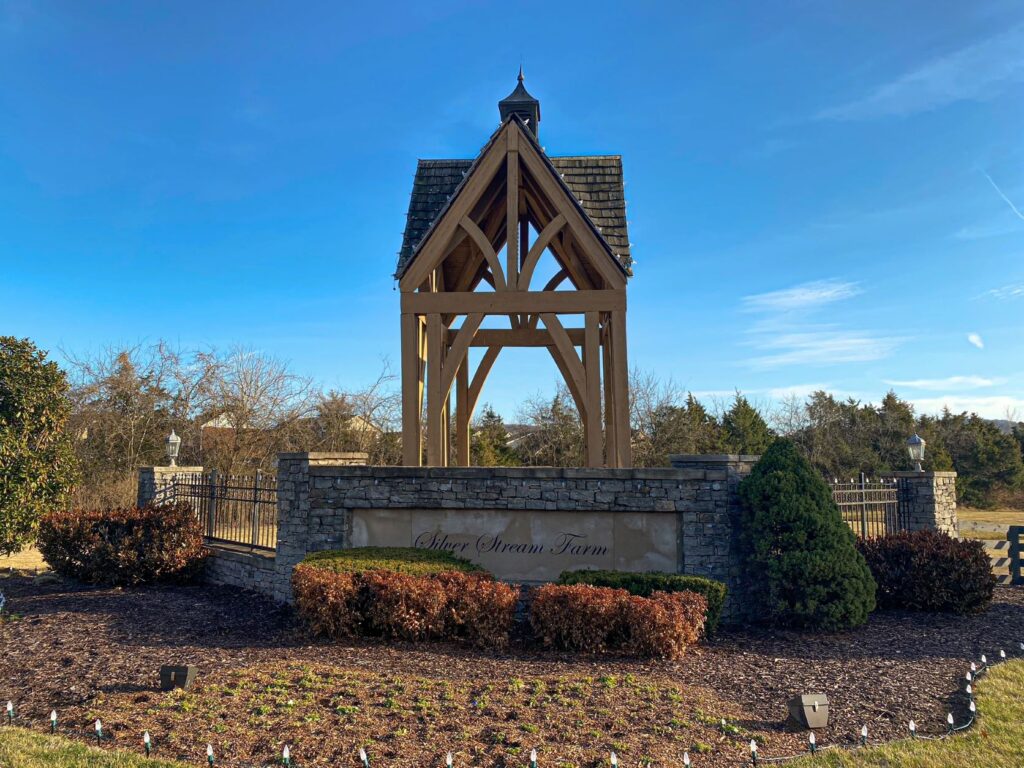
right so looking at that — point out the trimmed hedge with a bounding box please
[292,549,516,648]
[529,583,706,658]
[557,570,727,634]
[857,530,996,614]
[299,547,483,576]
[37,503,206,586]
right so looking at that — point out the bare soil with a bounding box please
[1,576,1021,768]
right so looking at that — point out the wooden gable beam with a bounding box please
[399,124,511,291]
[515,130,628,290]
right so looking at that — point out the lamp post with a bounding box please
[907,433,925,472]
[166,430,181,467]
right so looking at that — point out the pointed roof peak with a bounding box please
[499,69,540,135]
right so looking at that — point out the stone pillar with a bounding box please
[137,465,204,507]
[893,471,958,536]
[271,452,368,602]
[668,454,760,623]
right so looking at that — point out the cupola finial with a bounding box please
[498,69,541,136]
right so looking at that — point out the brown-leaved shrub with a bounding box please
[529,584,705,658]
[37,503,207,586]
[291,550,518,647]
[857,530,995,614]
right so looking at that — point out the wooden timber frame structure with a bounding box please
[396,77,633,468]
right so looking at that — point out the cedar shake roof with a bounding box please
[396,145,631,279]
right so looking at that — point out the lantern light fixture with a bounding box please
[166,430,182,467]
[907,434,925,471]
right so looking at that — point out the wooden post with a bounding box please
[401,312,421,465]
[610,309,631,467]
[602,318,617,468]
[456,356,470,466]
[584,311,602,467]
[426,313,443,466]
[506,129,520,289]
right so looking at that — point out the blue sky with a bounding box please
[1,1,1022,420]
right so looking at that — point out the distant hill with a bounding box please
[991,419,1021,435]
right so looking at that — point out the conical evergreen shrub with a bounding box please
[738,439,876,630]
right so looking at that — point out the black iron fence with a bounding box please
[830,474,905,539]
[160,471,278,552]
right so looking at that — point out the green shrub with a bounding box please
[738,439,876,631]
[557,570,727,634]
[37,503,206,586]
[528,583,707,658]
[857,530,995,614]
[292,551,516,648]
[300,547,483,576]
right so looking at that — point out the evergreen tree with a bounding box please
[471,406,517,467]
[722,393,775,455]
[738,439,876,630]
[0,337,79,555]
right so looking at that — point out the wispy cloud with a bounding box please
[911,395,1024,420]
[967,332,985,349]
[748,331,903,369]
[767,383,833,399]
[817,25,1024,120]
[742,279,861,313]
[983,283,1024,300]
[952,221,1021,240]
[741,279,902,369]
[982,171,1024,221]
[885,375,999,391]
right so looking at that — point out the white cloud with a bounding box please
[767,383,833,399]
[742,279,861,313]
[817,26,1024,120]
[884,375,998,391]
[748,330,903,369]
[953,222,1021,240]
[910,395,1024,420]
[967,333,985,349]
[984,283,1024,300]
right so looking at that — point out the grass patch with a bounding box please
[0,727,186,767]
[790,659,1024,767]
[0,547,48,574]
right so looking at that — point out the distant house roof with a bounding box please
[396,154,631,278]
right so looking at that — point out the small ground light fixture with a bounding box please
[360,747,369,768]
[530,749,538,768]
[860,725,868,746]
[207,744,215,766]
[750,740,758,765]
[683,753,691,767]
[446,751,453,768]
[5,702,12,724]
[50,710,57,733]
[1000,649,1006,660]
[970,701,976,715]
[981,654,987,665]
[965,670,972,683]
[282,745,291,766]
[95,719,103,743]
[144,731,151,756]
[970,662,977,673]
[947,713,954,733]
[610,753,617,768]
[909,720,917,738]
[808,732,816,754]
[967,684,973,698]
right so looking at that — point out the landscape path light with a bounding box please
[808,732,816,754]
[530,748,537,768]
[360,747,369,768]
[143,731,151,757]
[860,725,867,747]
[749,739,758,766]
[5,701,12,725]
[166,429,181,467]
[50,710,56,733]
[207,743,215,766]
[282,744,291,766]
[683,752,690,767]
[94,718,103,744]
[906,434,925,471]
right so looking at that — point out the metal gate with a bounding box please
[831,474,904,538]
[161,471,278,552]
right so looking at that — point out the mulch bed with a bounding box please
[1,576,1021,767]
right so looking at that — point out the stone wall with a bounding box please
[267,453,759,618]
[137,465,203,507]
[204,546,277,593]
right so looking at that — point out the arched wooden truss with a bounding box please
[398,118,631,467]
